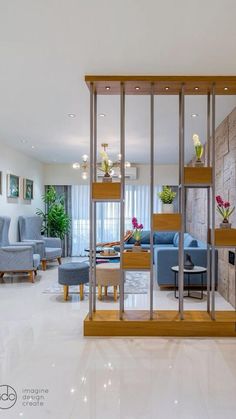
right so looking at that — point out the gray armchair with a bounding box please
[18,216,62,270]
[0,216,40,282]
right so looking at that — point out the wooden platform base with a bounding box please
[84,310,236,337]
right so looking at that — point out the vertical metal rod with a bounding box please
[178,86,185,320]
[211,84,216,320]
[150,83,154,320]
[120,82,125,319]
[89,83,94,320]
[207,92,211,313]
[93,91,97,312]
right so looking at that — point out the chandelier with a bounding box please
[73,143,131,180]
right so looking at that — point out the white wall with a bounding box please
[43,163,179,186]
[0,142,44,242]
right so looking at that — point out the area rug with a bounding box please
[43,271,149,295]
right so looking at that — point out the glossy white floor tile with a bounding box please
[0,258,236,419]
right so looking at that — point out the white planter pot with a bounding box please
[162,203,174,213]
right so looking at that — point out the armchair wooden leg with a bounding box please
[29,271,35,283]
[42,260,47,271]
[57,257,62,265]
[104,286,108,296]
[114,286,118,302]
[80,284,84,300]
[63,285,69,301]
[98,285,102,300]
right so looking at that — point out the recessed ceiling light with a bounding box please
[165,86,169,91]
[191,113,199,118]
[31,145,35,149]
[224,87,229,91]
[135,86,140,90]
[105,86,110,91]
[68,113,76,118]
[99,113,106,117]
[194,87,199,91]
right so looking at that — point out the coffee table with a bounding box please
[85,248,120,263]
[171,265,206,299]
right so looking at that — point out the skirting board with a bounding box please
[84,310,236,337]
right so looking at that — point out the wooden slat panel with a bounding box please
[214,228,236,247]
[184,167,212,185]
[92,182,121,200]
[153,213,182,231]
[122,250,151,270]
[84,310,236,337]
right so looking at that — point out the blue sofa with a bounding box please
[115,230,217,287]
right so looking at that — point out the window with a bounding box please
[71,184,162,256]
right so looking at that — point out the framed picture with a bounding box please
[23,178,34,200]
[7,174,20,198]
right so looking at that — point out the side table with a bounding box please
[171,265,206,300]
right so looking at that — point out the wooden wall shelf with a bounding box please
[122,250,151,270]
[210,228,236,247]
[153,213,182,231]
[184,167,212,186]
[92,182,121,201]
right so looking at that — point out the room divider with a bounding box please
[84,76,236,337]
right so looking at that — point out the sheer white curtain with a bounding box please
[72,184,162,256]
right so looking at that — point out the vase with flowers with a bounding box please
[216,195,235,229]
[99,148,113,183]
[192,134,204,167]
[132,217,143,252]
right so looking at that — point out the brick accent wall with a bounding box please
[186,107,236,308]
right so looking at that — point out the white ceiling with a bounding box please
[1,0,236,164]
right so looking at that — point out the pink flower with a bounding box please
[216,195,224,207]
[224,201,230,208]
[131,217,143,230]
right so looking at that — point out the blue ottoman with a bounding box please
[58,262,89,300]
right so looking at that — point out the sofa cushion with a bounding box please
[173,232,198,248]
[154,232,175,245]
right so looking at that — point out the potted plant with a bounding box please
[99,149,113,183]
[216,195,235,229]
[131,217,143,252]
[192,133,204,167]
[36,186,71,239]
[158,186,176,213]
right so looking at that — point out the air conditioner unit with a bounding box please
[97,166,137,180]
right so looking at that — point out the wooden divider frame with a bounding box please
[87,75,236,329]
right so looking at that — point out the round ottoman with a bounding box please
[96,262,120,301]
[58,262,89,301]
